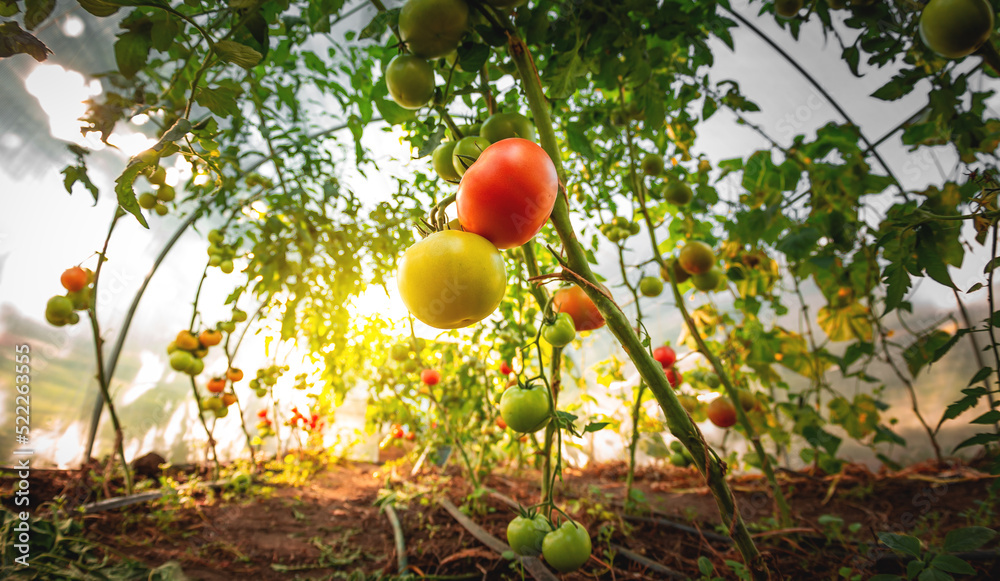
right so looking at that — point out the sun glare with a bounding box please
[25,64,103,147]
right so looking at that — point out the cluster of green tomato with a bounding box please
[206,229,239,274]
[249,363,289,397]
[431,112,536,182]
[45,266,93,327]
[200,391,237,419]
[507,512,592,573]
[167,329,219,377]
[134,146,180,216]
[660,241,724,293]
[599,216,641,244]
[389,340,427,374]
[641,153,694,206]
[667,439,694,467]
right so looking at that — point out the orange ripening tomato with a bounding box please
[206,377,227,393]
[420,368,441,386]
[392,427,405,439]
[552,285,605,331]
[227,368,244,382]
[456,138,558,250]
[199,330,222,346]
[61,267,89,292]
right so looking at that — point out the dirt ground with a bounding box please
[2,458,998,580]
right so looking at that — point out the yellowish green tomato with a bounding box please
[507,515,550,557]
[919,0,994,59]
[541,521,592,573]
[499,385,551,433]
[432,141,461,182]
[385,55,436,110]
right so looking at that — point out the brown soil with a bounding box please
[2,459,998,580]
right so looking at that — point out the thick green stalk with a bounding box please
[505,32,770,579]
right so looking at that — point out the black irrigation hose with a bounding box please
[437,497,559,581]
[610,543,689,580]
[621,514,734,544]
[383,503,410,577]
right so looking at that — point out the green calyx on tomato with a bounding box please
[919,0,993,59]
[397,230,507,329]
[507,514,551,557]
[456,138,558,249]
[432,141,461,182]
[451,135,491,176]
[480,111,536,143]
[398,0,470,59]
[542,312,576,347]
[385,55,436,110]
[541,520,592,573]
[499,384,551,433]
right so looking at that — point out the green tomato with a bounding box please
[391,343,410,361]
[451,135,490,176]
[187,358,205,376]
[480,111,536,143]
[663,181,693,206]
[507,515,551,557]
[208,229,224,244]
[214,405,229,418]
[169,350,194,372]
[638,276,663,297]
[499,385,551,433]
[148,166,166,185]
[154,203,168,216]
[220,321,236,333]
[691,267,723,292]
[208,254,222,267]
[46,295,75,320]
[541,312,576,348]
[232,309,248,322]
[432,141,461,182]
[641,153,664,176]
[541,521,592,573]
[156,185,175,202]
[220,259,234,274]
[774,0,803,19]
[386,55,436,110]
[398,0,470,59]
[138,192,157,210]
[919,0,993,59]
[255,388,268,397]
[669,452,687,466]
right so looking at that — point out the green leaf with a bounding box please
[583,421,609,433]
[942,526,997,553]
[114,30,151,78]
[114,163,150,228]
[359,8,398,40]
[196,82,242,118]
[0,21,52,61]
[878,532,921,558]
[61,165,100,201]
[457,42,490,72]
[940,387,988,424]
[954,432,1000,452]
[916,567,951,581]
[968,367,992,386]
[24,0,56,30]
[0,0,19,17]
[929,554,975,575]
[882,264,912,316]
[565,122,595,159]
[971,410,1000,425]
[77,0,121,17]
[214,39,262,69]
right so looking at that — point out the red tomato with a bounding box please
[257,409,268,418]
[392,427,405,439]
[653,346,676,368]
[664,367,683,388]
[456,138,558,249]
[500,360,513,375]
[405,431,416,441]
[496,417,507,430]
[421,369,441,385]
[707,397,737,428]
[552,285,605,331]
[61,266,89,292]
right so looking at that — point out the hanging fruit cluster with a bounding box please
[207,229,240,274]
[45,266,94,327]
[249,364,288,397]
